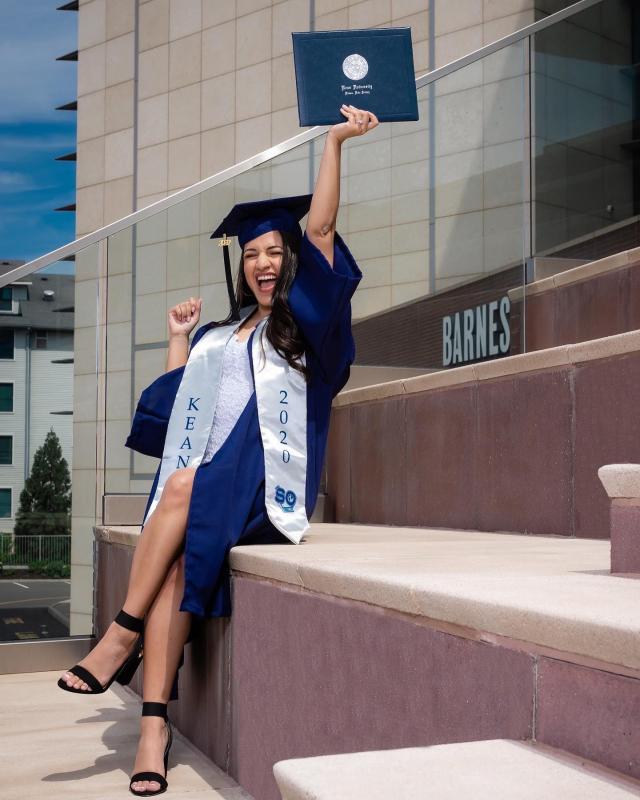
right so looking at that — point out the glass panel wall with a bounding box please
[348,41,528,374]
[0,242,102,640]
[524,0,638,350]
[532,0,636,259]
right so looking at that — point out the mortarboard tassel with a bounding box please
[219,234,241,322]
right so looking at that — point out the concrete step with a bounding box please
[96,522,640,799]
[227,524,640,796]
[343,364,433,391]
[529,255,589,280]
[0,670,252,800]
[274,740,640,800]
[230,524,640,671]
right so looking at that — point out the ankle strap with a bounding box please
[142,702,168,719]
[115,608,144,634]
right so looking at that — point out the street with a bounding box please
[0,579,70,641]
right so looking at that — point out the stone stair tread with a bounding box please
[229,524,640,670]
[273,740,640,800]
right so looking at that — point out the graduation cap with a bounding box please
[210,194,313,320]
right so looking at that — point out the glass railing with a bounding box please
[0,242,102,638]
[349,39,528,372]
[4,0,634,643]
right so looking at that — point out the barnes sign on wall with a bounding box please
[442,296,510,367]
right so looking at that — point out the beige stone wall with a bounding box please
[132,0,427,211]
[76,0,136,236]
[70,242,104,634]
[74,0,537,318]
[81,0,534,321]
[75,0,535,228]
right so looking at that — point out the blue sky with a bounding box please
[0,0,77,264]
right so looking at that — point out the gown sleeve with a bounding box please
[287,231,362,389]
[124,364,184,457]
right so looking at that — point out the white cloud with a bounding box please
[0,170,31,188]
[0,170,59,193]
[0,133,76,152]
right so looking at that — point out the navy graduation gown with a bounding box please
[124,232,362,618]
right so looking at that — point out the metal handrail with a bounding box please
[2,0,601,287]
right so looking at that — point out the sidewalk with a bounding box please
[0,670,252,800]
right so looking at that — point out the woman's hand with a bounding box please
[168,296,202,338]
[330,105,379,143]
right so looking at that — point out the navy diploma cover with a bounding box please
[292,27,419,126]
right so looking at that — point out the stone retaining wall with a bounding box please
[328,330,640,538]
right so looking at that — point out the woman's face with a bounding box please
[242,229,283,307]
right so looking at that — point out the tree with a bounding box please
[14,428,72,538]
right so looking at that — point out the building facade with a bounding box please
[74,0,547,307]
[0,266,74,533]
[64,0,639,632]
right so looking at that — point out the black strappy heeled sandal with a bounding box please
[129,702,173,797]
[57,608,144,694]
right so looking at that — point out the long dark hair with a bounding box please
[231,230,310,382]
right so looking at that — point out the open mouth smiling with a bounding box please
[256,273,277,291]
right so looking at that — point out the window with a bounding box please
[0,384,13,412]
[0,329,13,359]
[35,330,47,349]
[0,436,12,465]
[0,488,10,518]
[0,287,11,312]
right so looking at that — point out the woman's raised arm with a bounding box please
[306,104,378,267]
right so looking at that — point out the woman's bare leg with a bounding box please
[60,467,197,690]
[131,553,192,794]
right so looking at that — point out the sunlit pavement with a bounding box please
[0,671,253,799]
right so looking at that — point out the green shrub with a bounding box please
[27,560,71,578]
[0,536,11,563]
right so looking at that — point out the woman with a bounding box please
[57,104,378,796]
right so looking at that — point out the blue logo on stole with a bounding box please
[275,485,296,512]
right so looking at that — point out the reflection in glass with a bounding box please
[0,245,100,640]
[533,0,636,258]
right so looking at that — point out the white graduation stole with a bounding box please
[252,317,308,544]
[144,308,309,545]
